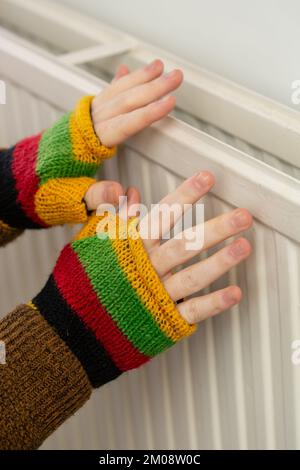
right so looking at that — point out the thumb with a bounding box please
[84,180,125,211]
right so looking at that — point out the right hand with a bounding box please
[82,170,252,328]
[33,171,252,387]
[122,170,253,324]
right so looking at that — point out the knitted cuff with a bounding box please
[0,304,92,450]
[0,96,117,229]
[32,214,196,389]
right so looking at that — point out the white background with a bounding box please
[53,0,300,111]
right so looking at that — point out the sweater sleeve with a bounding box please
[0,304,92,450]
[0,96,117,236]
[0,214,196,449]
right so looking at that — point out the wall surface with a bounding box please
[52,0,300,111]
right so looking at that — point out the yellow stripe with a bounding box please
[70,96,117,163]
[125,219,196,341]
[75,213,196,341]
[35,177,94,225]
[27,301,38,311]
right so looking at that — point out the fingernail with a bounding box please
[195,171,212,189]
[145,59,159,71]
[163,69,177,79]
[232,209,249,228]
[228,239,248,258]
[223,289,238,305]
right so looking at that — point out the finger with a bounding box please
[127,186,141,215]
[118,186,141,221]
[84,180,125,210]
[111,63,130,83]
[140,171,215,251]
[164,237,252,301]
[94,93,176,147]
[177,286,242,324]
[150,208,253,277]
[94,59,164,106]
[93,69,183,122]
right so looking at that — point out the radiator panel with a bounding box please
[0,80,300,450]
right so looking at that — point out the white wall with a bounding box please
[53,0,300,111]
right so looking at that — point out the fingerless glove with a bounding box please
[0,213,196,449]
[0,96,116,244]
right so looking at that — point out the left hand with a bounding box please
[85,60,181,210]
[91,59,183,147]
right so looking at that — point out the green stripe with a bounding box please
[71,235,173,356]
[36,112,99,184]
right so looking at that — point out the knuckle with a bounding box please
[121,125,132,140]
[119,116,132,140]
[220,249,234,269]
[186,299,200,323]
[216,217,228,238]
[213,295,225,315]
[148,249,161,273]
[122,93,134,110]
[95,122,106,140]
[143,107,155,125]
[163,241,181,263]
[182,270,199,292]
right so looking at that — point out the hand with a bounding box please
[0,60,180,231]
[31,170,252,392]
[125,171,253,323]
[85,59,181,210]
[91,59,183,147]
[84,181,140,212]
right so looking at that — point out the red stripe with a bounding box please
[12,133,48,227]
[53,244,150,371]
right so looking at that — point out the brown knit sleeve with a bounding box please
[0,304,92,449]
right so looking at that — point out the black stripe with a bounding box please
[32,274,122,388]
[0,147,41,229]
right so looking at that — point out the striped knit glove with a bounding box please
[0,213,197,448]
[31,213,196,388]
[0,95,116,241]
[0,213,196,449]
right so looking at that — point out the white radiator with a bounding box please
[1,0,300,450]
